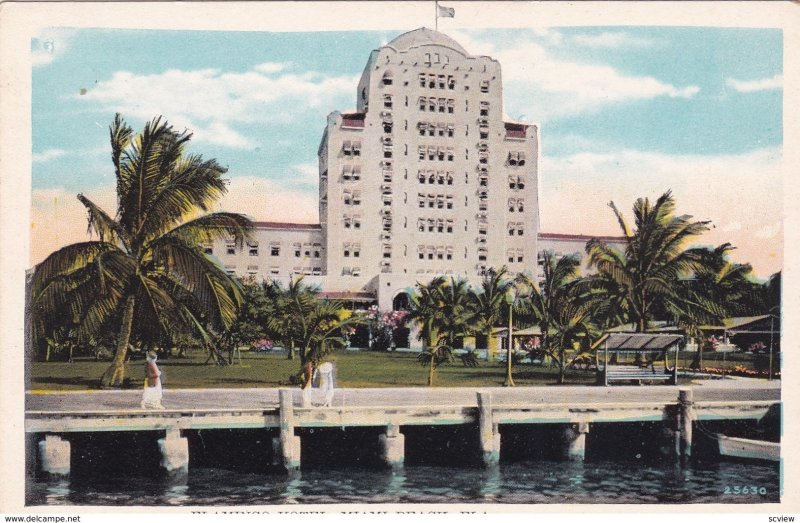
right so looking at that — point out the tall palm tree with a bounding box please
[517,251,600,384]
[585,190,712,332]
[30,114,252,387]
[471,267,512,360]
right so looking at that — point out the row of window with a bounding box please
[417,193,454,209]
[418,170,454,185]
[418,121,456,137]
[418,73,457,90]
[343,190,362,206]
[418,97,455,113]
[418,145,455,162]
[233,266,323,277]
[508,198,525,213]
[417,218,455,234]
[342,141,361,156]
[418,245,455,261]
[507,249,525,264]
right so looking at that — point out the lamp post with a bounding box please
[504,286,517,387]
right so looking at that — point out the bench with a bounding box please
[603,365,674,385]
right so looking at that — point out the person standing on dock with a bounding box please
[141,351,165,409]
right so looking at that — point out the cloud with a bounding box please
[79,65,358,148]
[540,145,783,277]
[253,62,292,74]
[32,149,67,163]
[31,28,76,68]
[571,31,655,49]
[213,176,318,223]
[726,74,783,93]
[453,30,699,122]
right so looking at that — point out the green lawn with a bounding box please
[30,348,775,391]
[29,350,599,391]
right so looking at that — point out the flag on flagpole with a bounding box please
[437,4,455,18]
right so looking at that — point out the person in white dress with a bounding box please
[141,351,165,409]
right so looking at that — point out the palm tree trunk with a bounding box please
[428,353,435,386]
[287,339,295,360]
[100,294,135,388]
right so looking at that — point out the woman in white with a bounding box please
[141,351,165,409]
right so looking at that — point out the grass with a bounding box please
[29,350,599,391]
[30,349,776,391]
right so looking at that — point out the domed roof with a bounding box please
[386,27,467,55]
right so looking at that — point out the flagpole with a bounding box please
[435,0,438,31]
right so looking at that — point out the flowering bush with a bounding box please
[361,306,409,351]
[251,338,274,351]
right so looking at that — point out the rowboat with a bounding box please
[716,434,780,462]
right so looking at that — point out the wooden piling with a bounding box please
[477,391,500,466]
[564,422,590,461]
[38,434,70,476]
[679,388,694,459]
[379,423,405,470]
[157,428,189,476]
[279,388,301,472]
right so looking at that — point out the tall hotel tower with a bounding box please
[318,28,539,308]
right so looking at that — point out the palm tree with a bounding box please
[586,190,712,332]
[30,114,252,387]
[265,276,360,386]
[407,276,475,386]
[516,251,601,384]
[264,276,319,360]
[471,267,512,360]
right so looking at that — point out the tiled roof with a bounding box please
[252,222,322,231]
[538,232,625,243]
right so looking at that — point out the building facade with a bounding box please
[206,29,621,310]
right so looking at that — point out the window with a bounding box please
[418,194,426,208]
[419,73,426,88]
[419,146,426,161]
[428,74,436,88]
[352,190,361,206]
[447,147,454,161]
[418,219,425,232]
[447,124,455,137]
[438,98,446,113]
[383,94,393,109]
[248,242,259,256]
[447,75,455,89]
[446,219,454,233]
[480,79,490,93]
[418,122,427,136]
[480,101,489,116]
[418,171,426,184]
[429,99,436,112]
[419,97,427,111]
[509,199,516,212]
[352,267,361,277]
[382,71,393,85]
[270,266,280,276]
[447,99,455,114]
[342,140,352,156]
[271,246,280,256]
[352,166,361,181]
[508,175,516,190]
[294,242,302,256]
[518,199,525,212]
[352,142,361,157]
[314,250,321,258]
[312,267,322,276]
[354,216,361,229]
[438,75,446,89]
[508,250,515,264]
[508,151,526,166]
[446,195,454,209]
[226,241,236,255]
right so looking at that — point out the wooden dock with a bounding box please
[26,383,780,476]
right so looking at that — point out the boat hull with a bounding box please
[717,435,780,462]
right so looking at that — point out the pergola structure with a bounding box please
[594,333,682,386]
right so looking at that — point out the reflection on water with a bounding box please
[27,459,780,505]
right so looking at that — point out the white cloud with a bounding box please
[31,28,76,68]
[212,176,318,223]
[453,30,699,122]
[571,32,654,49]
[32,149,67,163]
[289,163,319,187]
[540,145,783,277]
[254,62,292,74]
[726,74,783,93]
[79,65,357,148]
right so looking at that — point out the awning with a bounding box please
[593,333,683,351]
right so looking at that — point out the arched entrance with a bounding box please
[392,291,411,349]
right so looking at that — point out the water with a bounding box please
[27,460,780,505]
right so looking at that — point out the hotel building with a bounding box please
[206,28,618,311]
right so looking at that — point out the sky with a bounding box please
[30,25,783,278]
